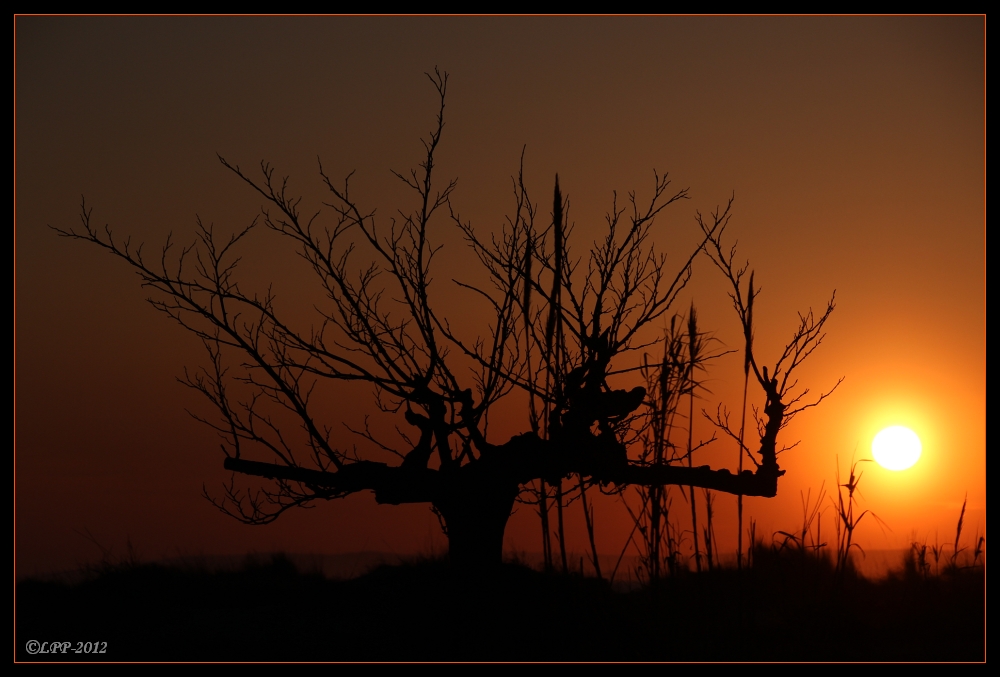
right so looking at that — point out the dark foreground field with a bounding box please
[16,549,984,662]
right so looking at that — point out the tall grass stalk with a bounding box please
[930,532,944,576]
[950,494,967,570]
[972,529,985,568]
[775,483,827,561]
[736,272,755,570]
[703,489,717,571]
[534,175,568,574]
[910,537,930,578]
[685,305,702,572]
[833,456,883,575]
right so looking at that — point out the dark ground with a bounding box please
[15,548,985,662]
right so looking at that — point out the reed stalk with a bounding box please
[686,305,702,572]
[950,493,967,570]
[703,488,716,571]
[736,272,755,570]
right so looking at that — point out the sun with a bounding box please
[872,426,922,471]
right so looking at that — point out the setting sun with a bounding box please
[872,426,922,471]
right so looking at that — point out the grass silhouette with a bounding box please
[17,540,983,661]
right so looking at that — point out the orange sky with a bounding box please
[15,16,985,576]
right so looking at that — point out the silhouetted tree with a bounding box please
[56,70,839,569]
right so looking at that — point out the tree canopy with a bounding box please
[56,70,839,568]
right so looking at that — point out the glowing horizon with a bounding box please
[15,16,984,578]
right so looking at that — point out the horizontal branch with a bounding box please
[608,463,782,498]
[223,457,439,505]
[225,438,784,503]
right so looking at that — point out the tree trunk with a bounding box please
[434,479,520,568]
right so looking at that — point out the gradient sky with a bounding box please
[15,16,984,576]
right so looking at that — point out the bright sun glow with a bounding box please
[872,426,922,471]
